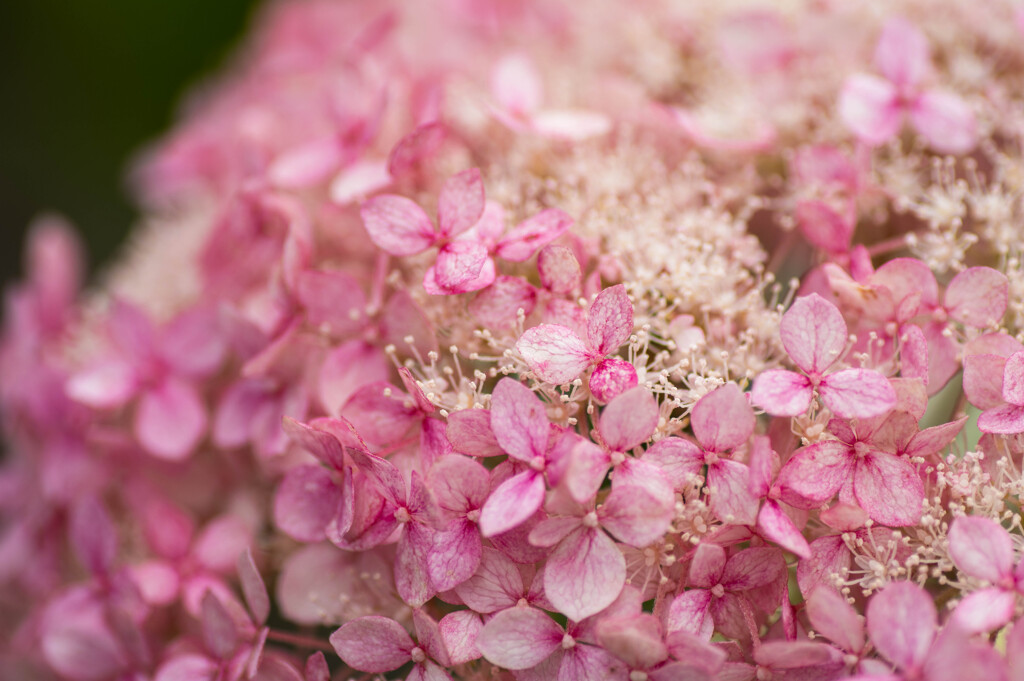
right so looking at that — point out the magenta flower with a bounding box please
[838,17,976,154]
[947,516,1024,634]
[751,293,896,419]
[516,284,637,402]
[747,435,811,558]
[330,610,455,681]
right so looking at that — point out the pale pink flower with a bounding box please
[947,516,1024,633]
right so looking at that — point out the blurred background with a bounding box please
[0,0,259,287]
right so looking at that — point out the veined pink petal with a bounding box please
[439,610,483,665]
[753,641,842,670]
[427,520,481,591]
[838,74,902,146]
[853,450,924,527]
[910,90,977,155]
[413,606,451,668]
[874,18,931,89]
[329,159,392,205]
[781,294,849,375]
[599,486,673,548]
[692,383,754,453]
[922,628,1010,681]
[707,460,759,526]
[281,417,348,469]
[238,547,270,625]
[468,276,537,329]
[978,404,1024,435]
[438,168,485,238]
[434,241,489,290]
[427,455,488,513]
[360,195,435,256]
[342,382,420,447]
[537,244,582,294]
[296,270,367,337]
[666,589,714,640]
[490,378,550,462]
[720,547,785,592]
[904,416,966,459]
[516,324,593,384]
[819,369,896,419]
[963,354,1009,410]
[544,526,626,621]
[405,661,449,681]
[1003,351,1024,406]
[529,515,583,548]
[945,267,1009,328]
[273,465,341,542]
[796,199,854,254]
[950,588,1015,634]
[494,208,573,262]
[479,470,545,537]
[595,614,668,671]
[476,607,563,670]
[643,437,706,490]
[599,386,659,452]
[423,255,496,295]
[135,378,207,461]
[492,54,543,116]
[612,458,675,510]
[454,547,523,613]
[395,523,435,607]
[387,122,446,179]
[153,654,218,681]
[747,436,774,498]
[866,582,935,672]
[688,543,727,590]
[587,285,634,355]
[564,435,611,503]
[531,109,612,140]
[750,369,813,416]
[588,357,639,404]
[446,409,504,458]
[778,441,852,508]
[757,501,810,559]
[948,516,1014,583]
[805,588,864,654]
[329,616,413,673]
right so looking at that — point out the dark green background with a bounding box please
[0,0,259,286]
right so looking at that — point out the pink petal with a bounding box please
[612,458,675,510]
[688,543,727,589]
[405,661,450,681]
[796,199,854,254]
[490,378,550,462]
[777,441,853,509]
[595,614,668,670]
[643,437,705,490]
[531,109,612,140]
[910,90,977,155]
[750,370,813,417]
[805,588,864,654]
[295,270,368,337]
[160,307,226,377]
[899,324,930,386]
[948,516,1014,583]
[329,159,392,205]
[945,267,1009,328]
[853,451,924,527]
[977,404,1024,435]
[478,470,545,537]
[873,18,931,89]
[544,527,626,621]
[707,460,759,527]
[564,435,612,503]
[66,359,138,409]
[516,324,593,384]
[433,241,490,290]
[1003,351,1024,406]
[193,515,252,572]
[381,290,439,359]
[413,608,450,667]
[476,607,563,670]
[329,616,413,673]
[318,341,389,417]
[494,208,573,263]
[427,455,488,513]
[747,435,774,498]
[757,501,810,559]
[598,386,659,452]
[423,257,496,295]
[446,409,504,458]
[838,74,902,147]
[468,276,537,329]
[529,516,583,548]
[950,587,1015,634]
[588,357,639,404]
[904,416,966,459]
[599,486,674,548]
[964,353,1010,410]
[492,54,543,116]
[753,641,842,669]
[69,497,116,577]
[268,137,342,188]
[437,168,485,238]
[342,382,420,448]
[819,369,896,420]
[666,589,714,640]
[427,520,482,592]
[360,195,435,256]
[135,377,207,461]
[587,285,634,356]
[439,611,483,665]
[387,122,446,179]
[453,547,523,613]
[153,655,218,681]
[781,294,849,375]
[238,547,270,625]
[721,547,785,591]
[199,591,239,659]
[395,523,435,607]
[273,465,341,543]
[537,244,582,294]
[866,582,935,671]
[922,628,1009,681]
[692,383,755,453]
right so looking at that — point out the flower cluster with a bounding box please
[7,1,1024,680]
